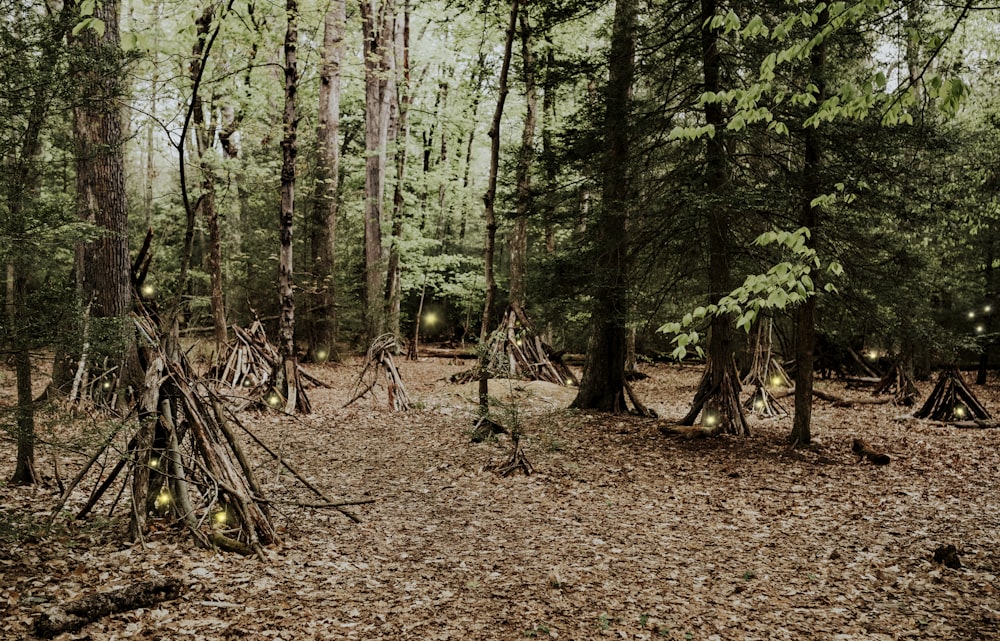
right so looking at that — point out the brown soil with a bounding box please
[2,359,1000,640]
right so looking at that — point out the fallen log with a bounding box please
[33,577,184,639]
[851,438,890,465]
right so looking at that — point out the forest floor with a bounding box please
[3,356,1000,640]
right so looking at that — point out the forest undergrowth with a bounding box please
[2,358,999,640]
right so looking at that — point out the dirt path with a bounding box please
[3,361,1000,640]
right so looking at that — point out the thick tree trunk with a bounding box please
[73,0,131,331]
[278,0,299,413]
[479,0,520,411]
[571,0,635,413]
[360,0,396,342]
[309,0,346,361]
[791,5,828,447]
[509,8,537,309]
[680,0,748,436]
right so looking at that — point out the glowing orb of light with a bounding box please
[155,491,171,507]
[102,381,113,390]
[214,510,227,526]
[955,406,967,418]
[977,325,985,334]
[424,312,438,326]
[516,339,523,346]
[565,379,573,386]
[149,457,159,469]
[969,311,976,319]
[316,349,328,362]
[141,284,155,297]
[867,350,879,361]
[703,414,717,427]
[770,376,783,388]
[243,379,254,387]
[754,399,765,410]
[987,305,993,313]
[267,394,281,407]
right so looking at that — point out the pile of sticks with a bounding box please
[872,361,920,406]
[914,367,990,422]
[453,304,577,386]
[741,319,790,418]
[54,312,279,557]
[52,311,370,554]
[345,334,411,411]
[212,321,317,413]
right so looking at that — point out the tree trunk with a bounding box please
[479,0,520,411]
[278,0,299,413]
[679,0,748,436]
[8,261,37,486]
[360,0,397,342]
[385,1,410,343]
[73,0,131,348]
[309,0,346,361]
[791,4,828,447]
[509,7,537,309]
[570,0,635,413]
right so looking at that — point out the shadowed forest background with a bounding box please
[3,0,1000,638]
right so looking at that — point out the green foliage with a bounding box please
[658,228,842,360]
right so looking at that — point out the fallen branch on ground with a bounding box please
[33,578,184,639]
[852,438,890,465]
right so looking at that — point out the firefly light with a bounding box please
[969,311,976,319]
[770,375,783,388]
[149,457,159,469]
[102,380,113,390]
[141,284,155,297]
[867,350,879,361]
[754,399,765,411]
[424,312,438,326]
[987,305,993,313]
[316,349,328,362]
[155,490,171,507]
[213,510,228,526]
[977,325,985,334]
[267,394,281,407]
[703,414,717,427]
[955,406,967,418]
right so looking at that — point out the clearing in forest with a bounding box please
[2,359,999,640]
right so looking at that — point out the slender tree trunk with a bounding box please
[479,0,520,411]
[8,259,37,485]
[278,0,299,413]
[187,6,228,351]
[509,7,537,309]
[310,0,346,361]
[385,1,410,343]
[570,0,635,412]
[360,0,397,342]
[791,4,829,446]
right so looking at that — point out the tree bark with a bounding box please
[189,5,228,352]
[73,0,131,345]
[791,4,828,447]
[385,0,410,343]
[309,0,346,361]
[360,0,397,342]
[571,0,635,413]
[509,7,537,309]
[679,0,748,436]
[479,0,520,411]
[279,0,299,413]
